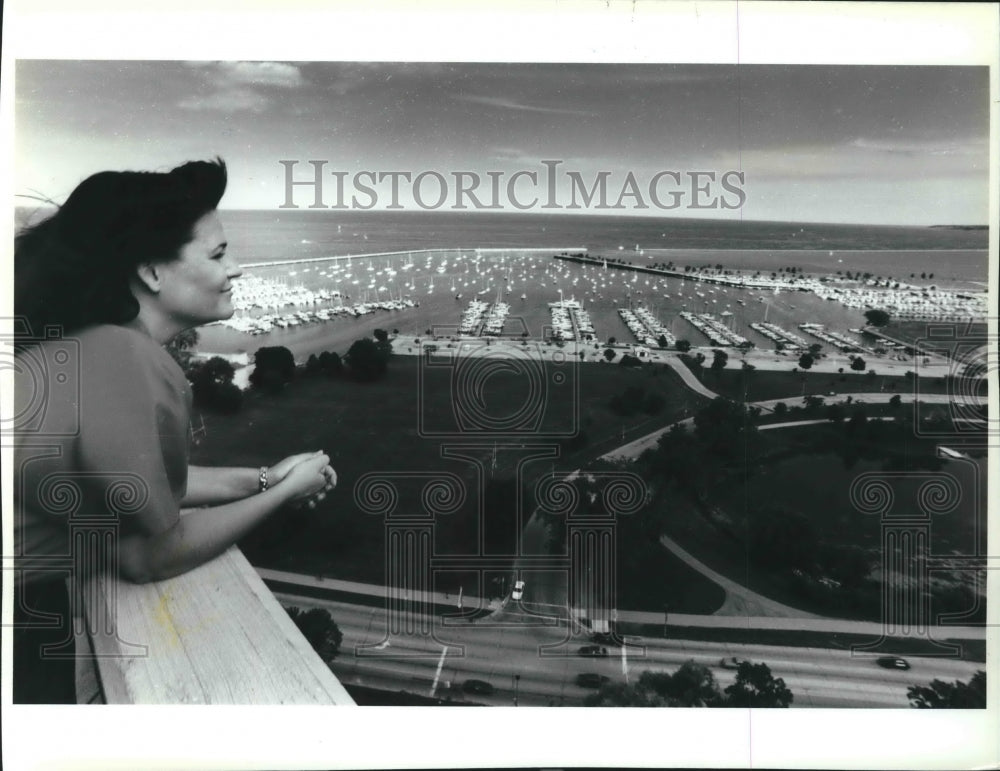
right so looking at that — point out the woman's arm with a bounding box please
[183,466,259,506]
[119,453,331,583]
[184,453,334,507]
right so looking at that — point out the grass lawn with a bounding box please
[654,423,987,622]
[681,356,956,402]
[190,353,705,585]
[614,517,726,614]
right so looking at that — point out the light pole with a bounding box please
[663,603,669,637]
[513,674,520,706]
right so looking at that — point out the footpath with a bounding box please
[602,389,963,462]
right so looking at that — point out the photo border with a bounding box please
[2,2,997,770]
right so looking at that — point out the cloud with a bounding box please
[177,88,270,113]
[734,138,987,183]
[456,94,595,116]
[217,61,304,88]
[187,60,305,88]
[179,61,305,112]
[849,136,986,156]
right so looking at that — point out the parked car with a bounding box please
[719,656,749,669]
[575,673,611,689]
[512,580,525,600]
[876,656,910,671]
[462,679,495,695]
[577,645,609,657]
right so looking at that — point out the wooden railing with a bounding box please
[80,547,355,704]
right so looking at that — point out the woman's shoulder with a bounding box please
[75,324,187,385]
[74,323,159,347]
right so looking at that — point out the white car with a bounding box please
[512,580,525,600]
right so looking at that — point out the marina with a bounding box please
[197,245,989,365]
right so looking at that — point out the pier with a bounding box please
[798,323,869,353]
[680,311,751,348]
[247,246,588,269]
[749,321,810,351]
[618,307,675,347]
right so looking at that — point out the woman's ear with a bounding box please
[134,262,162,294]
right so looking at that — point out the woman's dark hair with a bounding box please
[15,158,227,343]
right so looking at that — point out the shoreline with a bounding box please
[199,332,959,380]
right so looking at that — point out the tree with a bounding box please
[345,337,390,381]
[798,353,814,370]
[657,334,669,349]
[285,606,343,663]
[584,662,724,707]
[647,662,724,707]
[694,397,757,463]
[603,348,617,362]
[864,309,890,327]
[189,356,242,413]
[803,394,824,411]
[850,356,867,371]
[250,346,296,393]
[889,394,902,408]
[608,337,617,347]
[373,328,389,344]
[583,681,668,707]
[318,350,343,376]
[908,671,985,708]
[711,349,729,373]
[724,662,793,707]
[675,339,692,353]
[165,328,200,370]
[773,401,788,417]
[191,356,235,389]
[211,382,244,414]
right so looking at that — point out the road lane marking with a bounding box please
[429,645,448,697]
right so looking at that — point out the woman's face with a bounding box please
[155,211,242,327]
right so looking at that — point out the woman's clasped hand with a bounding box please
[269,451,337,509]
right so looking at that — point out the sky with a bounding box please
[14,60,990,225]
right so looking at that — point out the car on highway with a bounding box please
[719,656,749,669]
[462,679,495,695]
[578,645,609,657]
[512,580,525,600]
[575,673,611,689]
[876,656,911,671]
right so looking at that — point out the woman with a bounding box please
[13,158,336,703]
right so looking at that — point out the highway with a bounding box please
[275,591,985,708]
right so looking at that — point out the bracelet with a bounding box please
[258,466,269,493]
